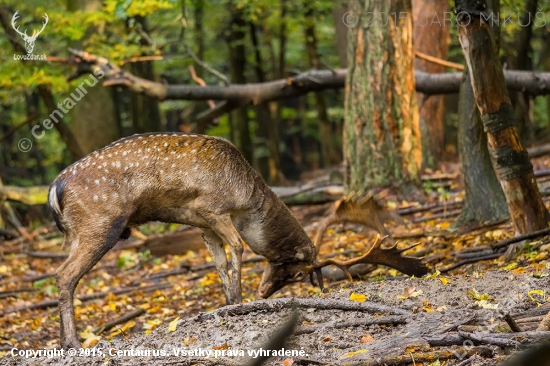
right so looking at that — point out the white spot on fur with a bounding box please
[164,143,168,147]
[93,195,99,202]
[94,180,100,185]
[191,149,196,153]
[171,163,176,168]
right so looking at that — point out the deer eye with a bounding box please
[293,271,304,281]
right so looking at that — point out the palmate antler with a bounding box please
[311,235,430,290]
[314,191,404,249]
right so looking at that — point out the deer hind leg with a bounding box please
[56,218,127,349]
[200,228,234,304]
[200,213,244,304]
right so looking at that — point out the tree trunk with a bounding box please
[304,3,339,168]
[67,0,119,154]
[455,0,508,227]
[455,68,509,225]
[506,0,538,145]
[249,22,281,184]
[227,5,252,163]
[412,0,449,168]
[130,17,162,134]
[331,5,349,68]
[344,0,421,192]
[454,0,548,259]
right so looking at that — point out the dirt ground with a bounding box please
[3,271,549,366]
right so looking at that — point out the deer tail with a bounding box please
[48,182,65,234]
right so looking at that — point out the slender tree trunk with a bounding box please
[455,68,509,225]
[455,0,508,226]
[304,3,339,167]
[412,0,449,168]
[249,22,281,184]
[454,0,548,259]
[331,5,349,68]
[508,0,538,144]
[194,0,205,79]
[541,28,550,124]
[227,5,252,163]
[344,0,421,192]
[130,17,162,134]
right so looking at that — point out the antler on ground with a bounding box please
[314,235,430,281]
[314,191,404,249]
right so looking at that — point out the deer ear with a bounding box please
[294,247,305,260]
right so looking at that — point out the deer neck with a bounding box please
[236,187,315,264]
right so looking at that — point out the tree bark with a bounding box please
[455,0,508,226]
[455,68,509,225]
[413,0,449,168]
[227,5,252,163]
[344,0,421,192]
[454,0,548,259]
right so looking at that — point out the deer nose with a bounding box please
[258,282,274,298]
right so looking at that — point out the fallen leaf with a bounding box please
[340,349,367,359]
[439,277,450,285]
[350,292,366,302]
[360,334,374,343]
[169,317,180,332]
[282,358,294,365]
[213,343,229,350]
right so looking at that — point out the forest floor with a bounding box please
[1,160,550,365]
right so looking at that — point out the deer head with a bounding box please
[11,11,48,54]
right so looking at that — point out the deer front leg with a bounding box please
[201,213,244,304]
[200,229,234,304]
[56,226,124,348]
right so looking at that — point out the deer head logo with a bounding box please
[11,11,48,54]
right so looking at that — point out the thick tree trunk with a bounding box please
[67,0,119,154]
[344,0,421,192]
[304,4,338,168]
[227,5,252,163]
[412,0,449,168]
[454,0,548,259]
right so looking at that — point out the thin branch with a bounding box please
[415,50,465,71]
